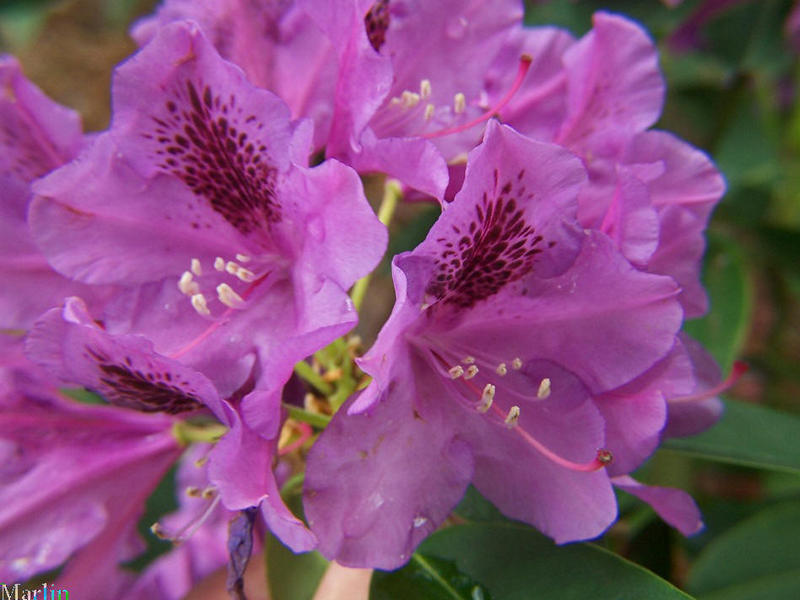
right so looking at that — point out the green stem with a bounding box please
[283,403,331,429]
[280,472,305,498]
[350,179,402,311]
[293,360,334,395]
[172,421,229,446]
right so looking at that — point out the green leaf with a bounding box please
[371,554,492,600]
[265,533,329,600]
[683,231,753,371]
[372,523,694,600]
[662,400,800,475]
[688,502,800,600]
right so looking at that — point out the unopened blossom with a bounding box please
[304,122,704,568]
[0,335,182,592]
[0,56,110,330]
[487,12,725,317]
[29,21,386,437]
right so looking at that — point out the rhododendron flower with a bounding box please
[487,12,725,317]
[0,337,182,591]
[25,296,316,552]
[29,21,386,436]
[0,56,111,330]
[304,122,704,568]
[299,0,525,198]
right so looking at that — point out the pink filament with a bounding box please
[279,422,313,456]
[422,54,533,140]
[670,360,748,404]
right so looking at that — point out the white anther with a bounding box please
[448,365,464,379]
[402,91,421,108]
[225,260,240,275]
[186,486,201,497]
[462,356,476,365]
[424,103,435,121]
[234,267,256,282]
[190,258,203,276]
[150,522,168,539]
[504,405,520,428]
[511,357,523,370]
[191,293,211,316]
[235,253,251,263]
[390,96,402,106]
[201,486,217,499]
[178,271,199,296]
[214,257,225,271]
[496,363,508,376]
[454,92,466,114]
[464,365,479,380]
[537,378,552,399]
[413,516,428,528]
[420,79,431,99]
[478,384,495,413]
[217,283,245,308]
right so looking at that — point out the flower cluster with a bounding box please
[0,0,732,596]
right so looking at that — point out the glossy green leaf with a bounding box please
[683,232,753,371]
[372,523,694,600]
[662,400,800,474]
[688,502,800,599]
[371,553,492,600]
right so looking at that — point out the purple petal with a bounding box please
[557,12,664,153]
[305,379,474,569]
[612,475,703,536]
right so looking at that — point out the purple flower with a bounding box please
[0,56,111,330]
[489,12,726,317]
[303,122,699,568]
[300,0,525,198]
[0,336,182,589]
[29,21,386,435]
[121,445,237,600]
[25,296,316,552]
[131,0,340,149]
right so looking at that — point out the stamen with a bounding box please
[596,449,613,466]
[190,258,202,276]
[214,257,225,271]
[537,378,551,399]
[462,356,476,365]
[449,365,465,379]
[424,103,435,121]
[190,293,210,316]
[235,253,251,263]
[420,79,431,99]
[150,522,168,539]
[670,361,748,403]
[496,363,508,376]
[478,384,495,413]
[225,260,241,275]
[504,405,520,428]
[201,486,216,500]
[402,91,420,108]
[511,357,522,370]
[464,365,479,379]
[453,92,466,114]
[178,271,199,296]
[423,55,532,140]
[234,267,256,282]
[194,456,208,468]
[216,283,245,308]
[186,486,201,498]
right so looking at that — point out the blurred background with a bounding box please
[2,0,798,597]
